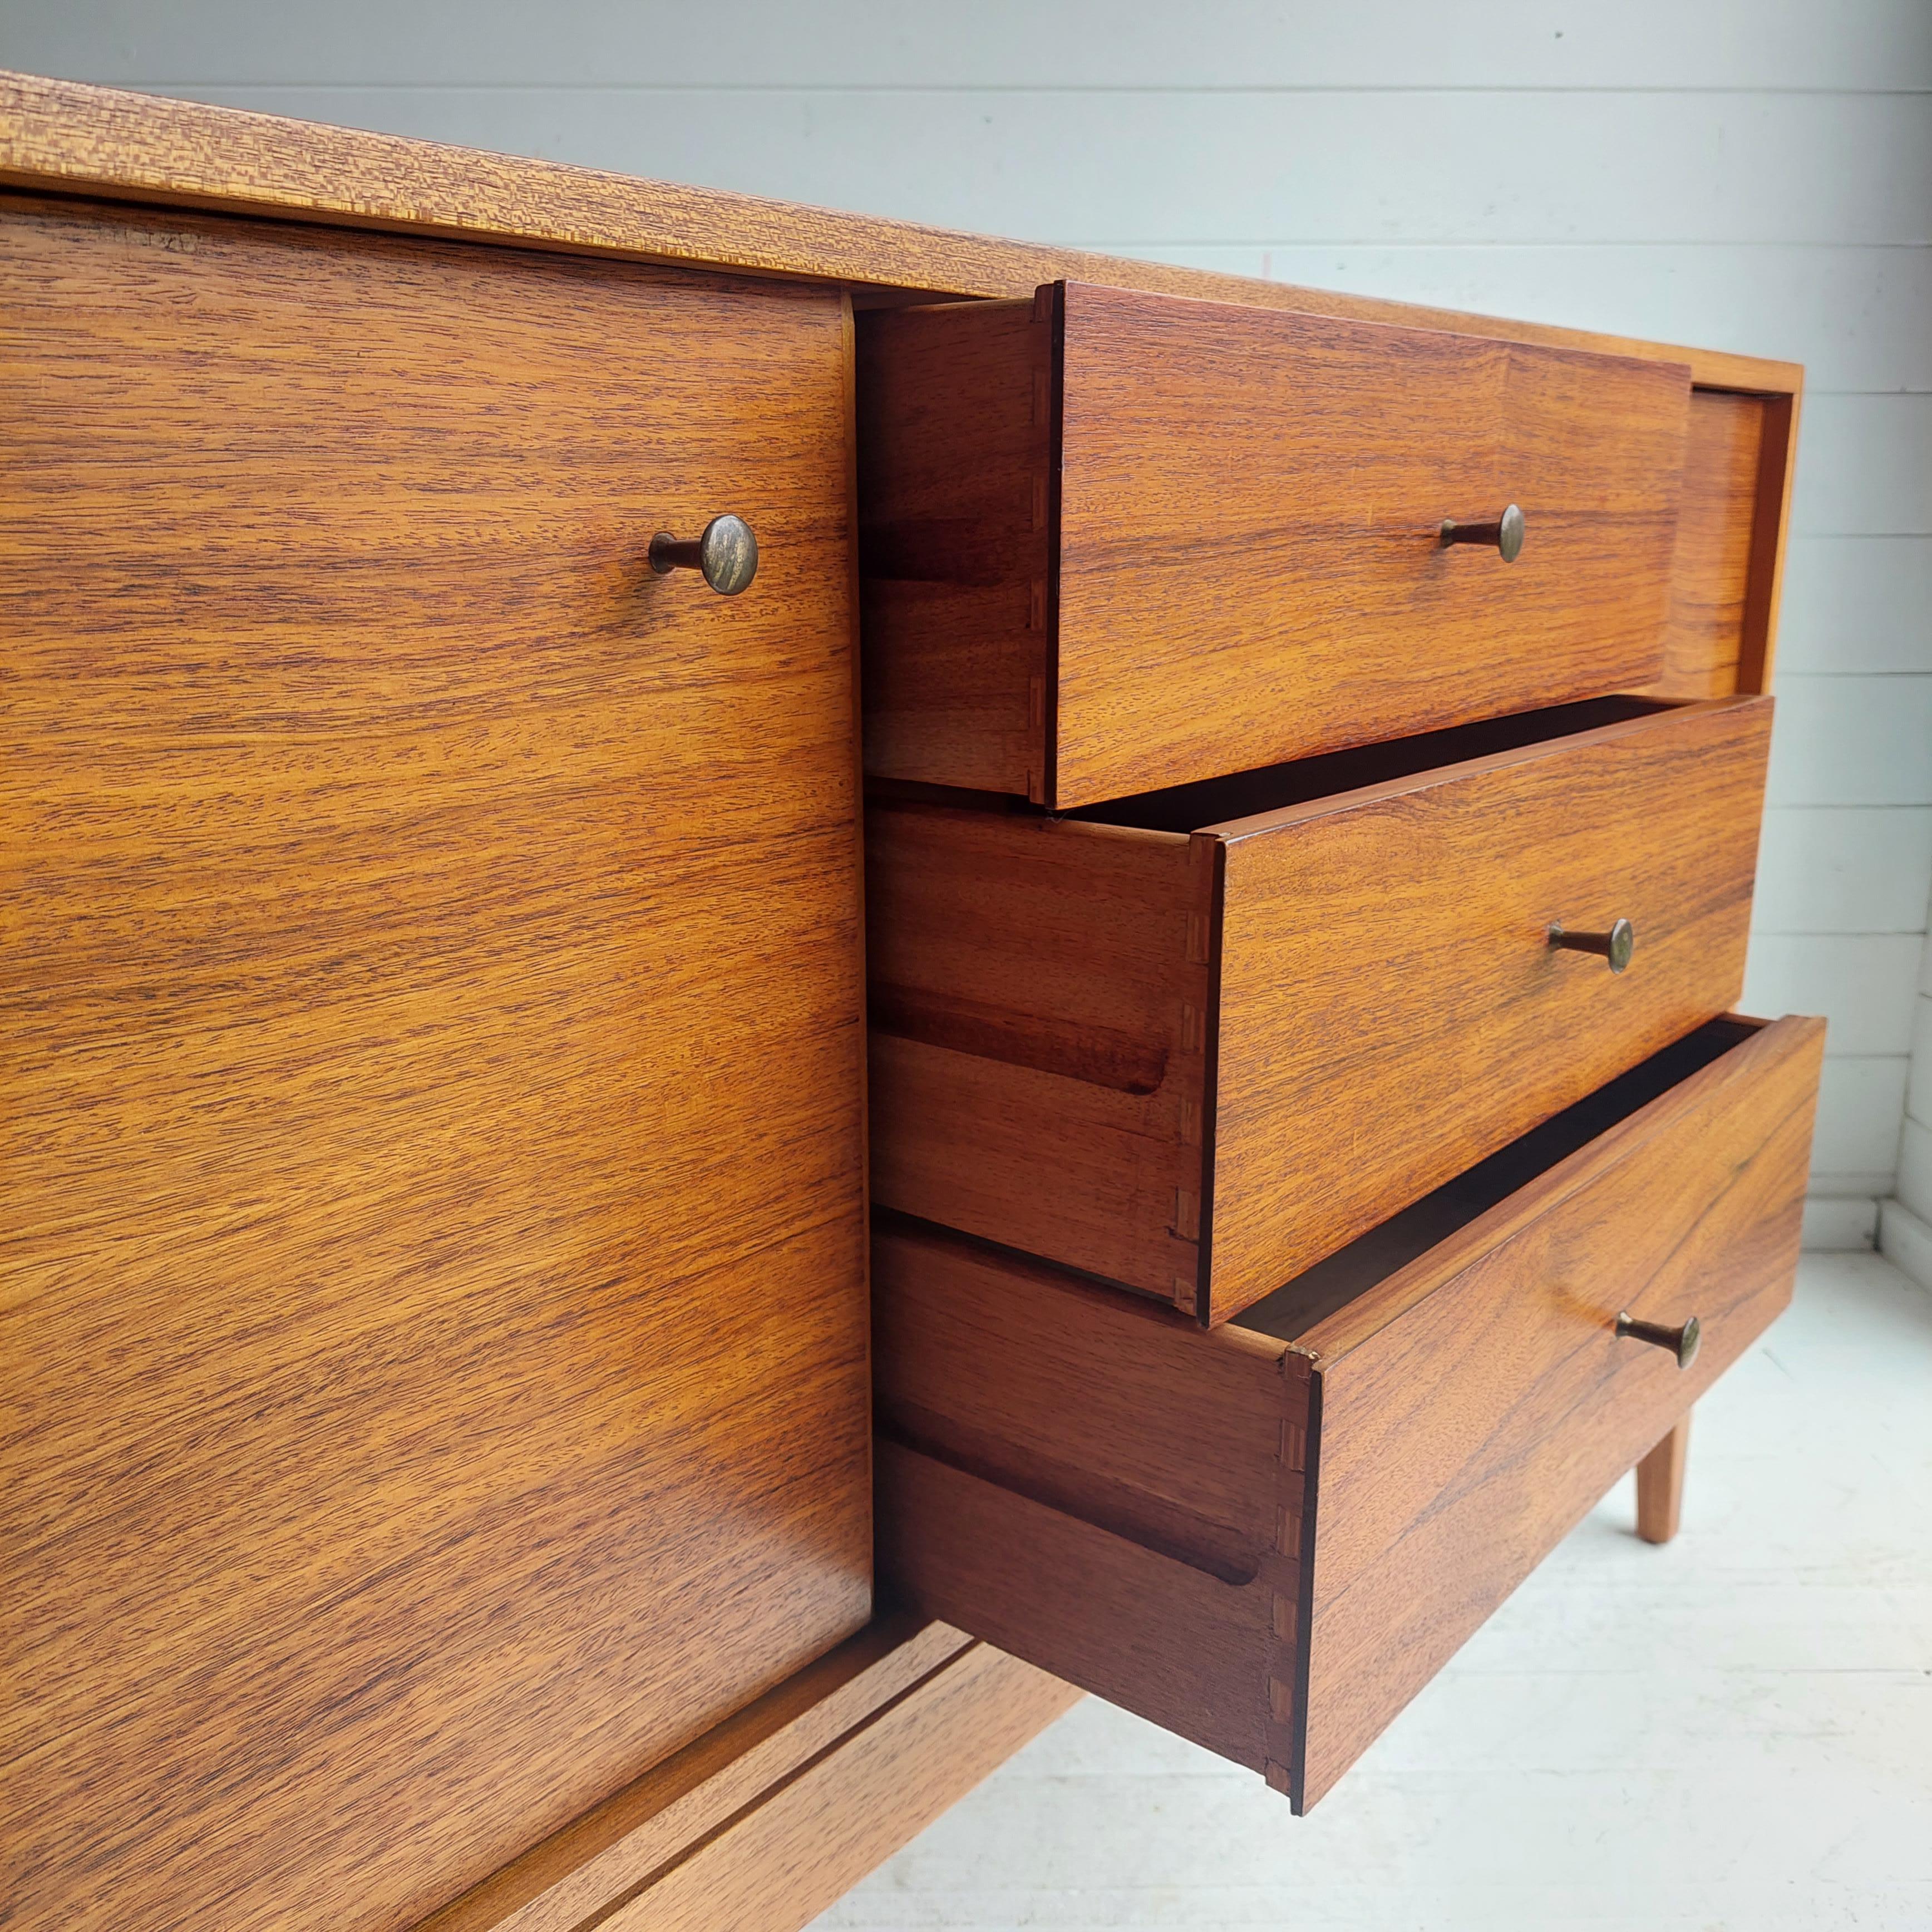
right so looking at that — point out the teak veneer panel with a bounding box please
[1,194,868,1932]
[857,298,1054,799]
[861,283,1692,807]
[1644,390,1768,699]
[419,1619,1077,1932]
[872,1220,1306,1783]
[594,1637,1078,1932]
[1291,1013,1822,1806]
[874,1016,1822,1814]
[869,697,1771,1323]
[1209,694,1771,1320]
[868,801,1213,1302]
[874,1224,1298,1587]
[878,1441,1290,1778]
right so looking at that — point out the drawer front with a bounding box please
[875,1015,1823,1811]
[1208,693,1772,1322]
[860,283,1691,809]
[869,698,1770,1322]
[4,195,869,1932]
[1285,1013,1822,1806]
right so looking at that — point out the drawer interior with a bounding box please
[1069,692,1672,832]
[1235,1014,1759,1346]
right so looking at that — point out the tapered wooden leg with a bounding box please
[1635,1412,1691,1545]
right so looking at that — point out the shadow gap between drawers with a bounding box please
[1067,694,1672,835]
[1234,1016,1757,1345]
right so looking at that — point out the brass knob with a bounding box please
[1549,918,1634,973]
[1616,1310,1701,1369]
[1440,503,1526,562]
[649,515,758,595]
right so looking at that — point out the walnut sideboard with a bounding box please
[1,69,1820,1932]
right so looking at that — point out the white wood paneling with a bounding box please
[1753,809,1932,934]
[1742,935,1925,1056]
[1765,677,1932,809]
[1778,540,1932,676]
[1879,1196,1932,1287]
[1811,1057,1912,1193]
[1792,396,1932,536]
[1897,1118,1932,1223]
[1803,1195,1879,1250]
[5,0,1929,90]
[1910,998,1932,1121]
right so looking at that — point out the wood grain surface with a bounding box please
[871,1020,1821,1814]
[2,194,868,1932]
[1739,393,1800,696]
[1636,1414,1693,1546]
[0,69,1803,395]
[1208,695,1772,1322]
[866,799,1211,1303]
[1642,391,1767,700]
[860,283,1693,806]
[593,1634,1080,1932]
[1051,283,1691,806]
[876,1441,1284,1777]
[873,1219,1300,1586]
[873,1218,1307,1785]
[857,298,1052,799]
[868,699,1769,1320]
[1638,385,1794,702]
[418,1618,1008,1932]
[1288,1014,1822,1808]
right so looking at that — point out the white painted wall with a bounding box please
[6,1,1930,1246]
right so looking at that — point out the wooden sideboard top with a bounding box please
[1,67,1801,398]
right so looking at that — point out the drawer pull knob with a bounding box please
[1440,502,1526,562]
[1549,917,1634,973]
[650,515,759,595]
[1616,1310,1702,1369]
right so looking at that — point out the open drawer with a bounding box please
[874,1013,1823,1811]
[859,281,1690,807]
[869,693,1772,1323]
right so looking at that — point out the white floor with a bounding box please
[817,1253,1932,1931]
